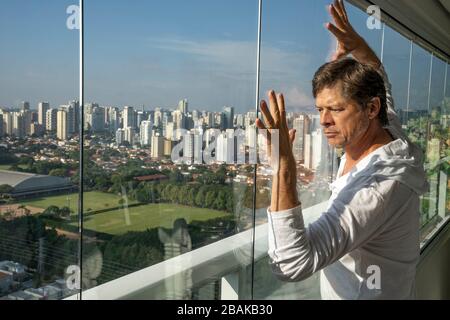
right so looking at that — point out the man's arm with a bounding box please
[255,91,299,212]
[268,179,412,282]
[326,0,380,68]
[328,0,402,125]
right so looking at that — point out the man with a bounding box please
[255,0,428,299]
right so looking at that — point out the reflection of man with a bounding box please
[158,218,193,300]
[256,0,428,299]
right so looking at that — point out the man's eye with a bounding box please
[331,109,343,113]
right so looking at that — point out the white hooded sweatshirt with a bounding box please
[267,65,429,300]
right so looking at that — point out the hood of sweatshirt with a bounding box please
[331,137,429,196]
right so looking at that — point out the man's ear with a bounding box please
[367,97,381,120]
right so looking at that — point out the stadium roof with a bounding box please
[0,170,74,196]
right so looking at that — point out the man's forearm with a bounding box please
[271,167,300,212]
[352,39,381,69]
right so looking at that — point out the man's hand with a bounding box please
[256,90,300,212]
[326,0,381,69]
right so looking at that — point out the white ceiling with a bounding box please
[350,0,450,60]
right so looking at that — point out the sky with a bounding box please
[0,0,446,113]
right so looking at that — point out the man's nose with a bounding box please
[320,110,334,127]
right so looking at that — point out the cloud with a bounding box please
[133,36,319,111]
[148,37,312,79]
[285,86,315,109]
[326,34,338,62]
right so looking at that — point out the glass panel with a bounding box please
[82,0,258,300]
[254,0,381,300]
[0,0,80,299]
[407,44,432,229]
[420,56,449,238]
[382,25,410,124]
[443,63,450,221]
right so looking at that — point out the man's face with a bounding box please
[315,82,370,148]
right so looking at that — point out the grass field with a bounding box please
[0,164,27,171]
[68,203,229,235]
[21,191,138,214]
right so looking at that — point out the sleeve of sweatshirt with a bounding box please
[267,179,398,282]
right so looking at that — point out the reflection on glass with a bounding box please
[0,0,80,299]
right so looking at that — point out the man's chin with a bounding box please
[326,138,345,148]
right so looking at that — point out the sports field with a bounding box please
[68,203,229,235]
[21,191,137,214]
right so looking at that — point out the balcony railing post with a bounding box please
[220,272,239,300]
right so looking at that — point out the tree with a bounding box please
[136,188,150,203]
[195,186,207,207]
[205,190,217,209]
[42,205,60,218]
[0,184,13,195]
[49,168,67,177]
[213,190,227,211]
[59,206,71,219]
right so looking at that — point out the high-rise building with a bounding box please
[136,111,147,128]
[2,111,13,135]
[105,106,120,133]
[57,109,68,140]
[21,110,32,135]
[184,131,194,163]
[245,125,257,148]
[151,134,164,158]
[235,114,244,128]
[173,110,185,130]
[163,139,173,157]
[12,112,25,138]
[205,112,215,127]
[165,122,174,140]
[216,112,225,130]
[178,99,188,114]
[86,106,105,132]
[21,101,30,111]
[140,120,152,146]
[217,130,235,163]
[38,102,50,129]
[154,108,162,128]
[192,110,199,122]
[30,122,44,136]
[46,109,57,132]
[116,128,125,146]
[304,128,327,171]
[123,106,136,130]
[304,133,312,170]
[124,127,135,145]
[292,115,311,162]
[244,111,256,128]
[182,129,203,164]
[57,104,76,135]
[223,106,234,129]
[70,100,80,132]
